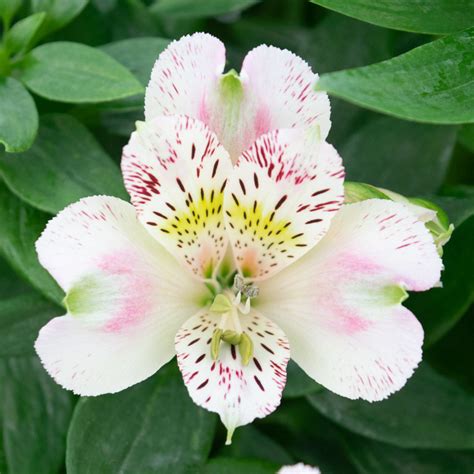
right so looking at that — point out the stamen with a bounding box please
[238,333,254,366]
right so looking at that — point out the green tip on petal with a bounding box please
[225,426,235,446]
[383,284,409,305]
[64,276,98,316]
[210,294,233,313]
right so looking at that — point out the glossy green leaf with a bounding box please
[341,117,457,195]
[0,114,127,214]
[308,363,474,449]
[31,0,88,36]
[310,0,474,34]
[18,42,143,103]
[316,28,474,124]
[345,435,474,474]
[0,356,75,474]
[100,37,169,85]
[4,12,46,54]
[408,216,474,345]
[283,360,323,398]
[0,181,63,305]
[151,0,259,18]
[0,77,38,153]
[203,458,277,474]
[67,363,216,474]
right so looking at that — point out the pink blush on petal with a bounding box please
[253,106,272,138]
[98,250,155,333]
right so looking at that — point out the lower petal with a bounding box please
[175,309,290,442]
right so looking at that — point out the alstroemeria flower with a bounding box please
[35,34,442,444]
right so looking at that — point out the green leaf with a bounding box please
[310,0,474,35]
[67,362,216,474]
[0,0,22,25]
[100,37,169,85]
[458,124,474,152]
[283,360,323,398]
[203,458,278,474]
[18,42,144,103]
[30,0,88,36]
[0,180,63,305]
[0,356,75,474]
[407,216,474,345]
[0,114,127,214]
[0,77,38,153]
[221,425,293,465]
[308,363,474,449]
[0,292,59,357]
[4,12,46,54]
[151,0,259,19]
[344,435,474,474]
[341,117,457,195]
[0,253,59,358]
[316,28,474,124]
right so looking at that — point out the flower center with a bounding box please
[208,275,259,365]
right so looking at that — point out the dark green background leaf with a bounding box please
[341,117,457,194]
[0,356,75,474]
[151,0,259,19]
[203,458,277,474]
[0,181,63,305]
[0,78,38,153]
[67,363,216,474]
[0,114,127,214]
[308,363,474,449]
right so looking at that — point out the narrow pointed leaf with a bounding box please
[310,0,474,35]
[316,28,474,124]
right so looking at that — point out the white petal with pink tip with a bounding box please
[224,128,344,280]
[175,309,290,440]
[35,196,205,395]
[258,199,442,401]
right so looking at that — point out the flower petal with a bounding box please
[258,199,443,401]
[224,128,344,280]
[122,115,232,279]
[144,33,226,121]
[145,33,331,161]
[35,196,206,395]
[278,464,321,474]
[175,309,290,441]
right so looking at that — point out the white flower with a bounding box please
[34,33,443,444]
[278,463,321,474]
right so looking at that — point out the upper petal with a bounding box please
[35,196,206,395]
[144,33,331,161]
[144,33,225,121]
[258,199,442,401]
[224,128,344,280]
[122,115,233,279]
